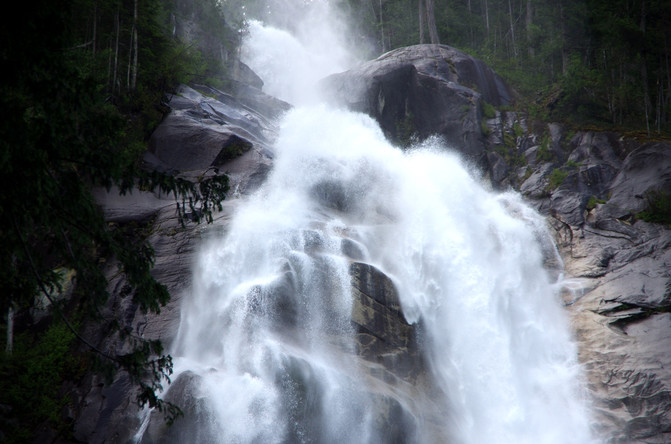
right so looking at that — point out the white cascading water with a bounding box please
[147,2,599,443]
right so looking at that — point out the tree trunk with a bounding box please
[483,0,490,37]
[127,26,132,88]
[425,0,439,44]
[379,0,386,52]
[508,0,518,58]
[5,306,13,355]
[467,0,474,47]
[92,0,97,57]
[665,37,671,128]
[419,0,425,44]
[526,0,534,58]
[559,0,568,76]
[112,8,120,93]
[639,0,651,136]
[643,61,651,136]
[657,73,662,134]
[107,36,112,89]
[131,0,138,91]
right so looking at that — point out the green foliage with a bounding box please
[554,55,607,124]
[637,189,671,226]
[342,0,671,134]
[0,322,78,443]
[0,0,230,438]
[547,168,568,190]
[482,101,497,119]
[395,112,417,147]
[493,143,526,178]
[586,195,607,210]
[481,120,492,137]
[503,132,515,149]
[221,138,253,162]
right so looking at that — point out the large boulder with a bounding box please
[604,142,671,216]
[146,84,288,195]
[140,371,221,444]
[322,44,512,158]
[93,82,288,229]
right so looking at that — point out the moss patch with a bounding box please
[637,189,671,226]
[547,168,568,190]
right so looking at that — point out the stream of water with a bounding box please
[138,3,598,443]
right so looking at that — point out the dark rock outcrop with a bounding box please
[322,44,512,157]
[140,371,221,444]
[146,84,288,195]
[350,262,422,382]
[605,142,671,216]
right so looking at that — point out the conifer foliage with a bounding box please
[0,0,229,440]
[343,0,671,133]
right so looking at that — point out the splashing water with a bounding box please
[139,4,599,443]
[241,1,354,105]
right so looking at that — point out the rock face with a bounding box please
[324,43,671,443]
[350,262,423,383]
[73,43,671,444]
[322,44,512,157]
[146,83,288,194]
[544,141,671,444]
[138,260,427,444]
[80,74,434,444]
[482,109,671,442]
[74,81,286,444]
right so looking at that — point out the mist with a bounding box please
[240,0,362,105]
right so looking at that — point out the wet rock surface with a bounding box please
[349,262,422,382]
[74,44,671,444]
[490,115,671,443]
[146,83,286,195]
[74,81,284,443]
[333,43,671,440]
[325,45,671,443]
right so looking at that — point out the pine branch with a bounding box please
[11,216,120,364]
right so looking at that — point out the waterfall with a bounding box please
[139,3,598,443]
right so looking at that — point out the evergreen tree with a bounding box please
[344,0,671,132]
[0,0,229,440]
